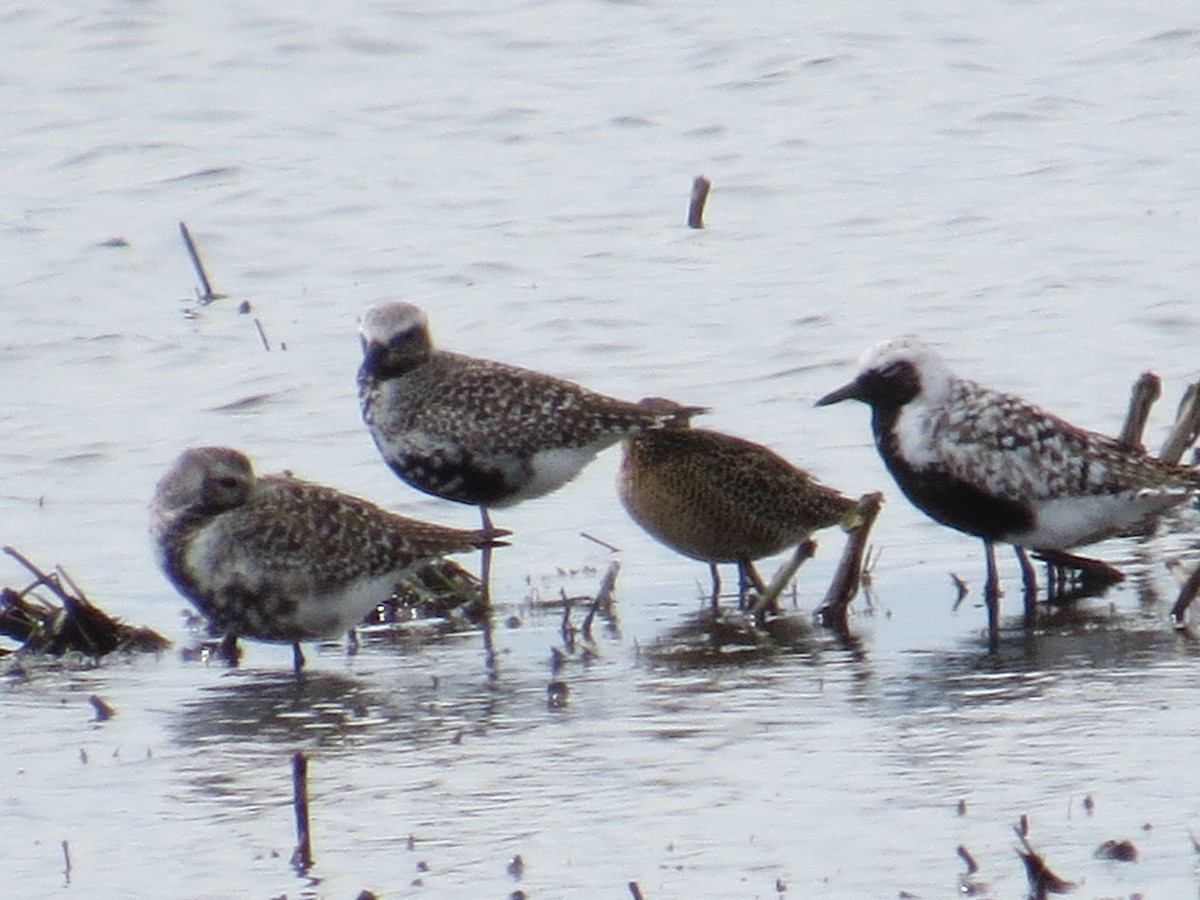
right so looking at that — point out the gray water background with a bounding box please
[3,2,1200,897]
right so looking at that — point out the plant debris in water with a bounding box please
[363,558,488,630]
[1,546,169,658]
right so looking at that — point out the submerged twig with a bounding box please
[178,221,224,303]
[687,175,711,229]
[290,751,314,874]
[1117,371,1161,450]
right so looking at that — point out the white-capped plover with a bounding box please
[618,424,863,613]
[150,446,505,672]
[357,301,705,601]
[817,337,1200,646]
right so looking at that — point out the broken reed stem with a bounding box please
[62,839,72,884]
[291,751,314,874]
[4,545,73,606]
[687,175,711,229]
[816,491,884,629]
[581,562,620,642]
[178,222,222,303]
[628,882,645,900]
[749,539,816,619]
[1160,382,1200,465]
[1117,371,1160,450]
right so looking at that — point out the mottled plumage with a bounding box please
[618,426,859,606]
[358,301,705,508]
[357,301,704,602]
[817,337,1200,645]
[151,446,501,669]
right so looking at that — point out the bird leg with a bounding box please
[708,563,722,613]
[1031,549,1124,597]
[982,539,1000,653]
[1013,546,1038,624]
[292,642,305,675]
[217,633,241,667]
[737,559,767,611]
[479,506,495,607]
[477,507,499,680]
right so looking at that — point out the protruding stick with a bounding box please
[816,491,884,631]
[1116,371,1160,450]
[687,175,711,229]
[1160,382,1200,465]
[290,751,314,873]
[178,222,222,302]
[749,539,816,622]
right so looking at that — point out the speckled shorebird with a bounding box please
[618,425,862,610]
[357,301,705,601]
[150,446,505,673]
[816,337,1200,646]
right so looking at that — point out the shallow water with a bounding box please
[4,2,1200,897]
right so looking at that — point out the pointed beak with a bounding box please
[815,377,864,407]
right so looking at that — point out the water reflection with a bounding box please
[893,607,1198,715]
[170,662,506,752]
[640,604,869,672]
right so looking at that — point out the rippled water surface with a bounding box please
[4,2,1200,897]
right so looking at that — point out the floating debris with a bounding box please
[364,558,489,630]
[1,546,169,658]
[1093,839,1138,862]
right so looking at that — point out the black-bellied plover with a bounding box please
[357,301,705,602]
[618,424,862,613]
[150,446,505,673]
[816,337,1200,647]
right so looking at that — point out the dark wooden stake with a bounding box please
[178,222,223,303]
[290,751,314,874]
[1116,371,1160,450]
[687,175,711,229]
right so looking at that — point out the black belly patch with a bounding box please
[389,451,523,506]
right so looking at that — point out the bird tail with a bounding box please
[636,396,708,430]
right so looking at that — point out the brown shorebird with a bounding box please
[817,337,1200,649]
[617,425,861,610]
[150,446,505,673]
[357,301,705,602]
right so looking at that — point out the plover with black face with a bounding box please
[357,301,705,602]
[151,446,505,673]
[618,425,862,611]
[817,337,1200,647]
